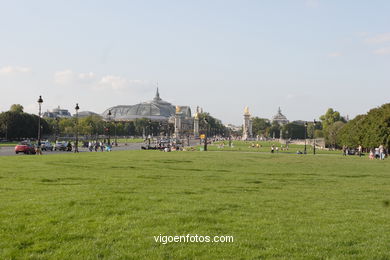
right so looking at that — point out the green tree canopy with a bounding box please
[252,117,271,137]
[337,103,390,148]
[0,111,50,140]
[9,104,24,113]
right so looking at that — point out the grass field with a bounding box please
[115,138,145,143]
[203,140,342,155]
[0,142,18,147]
[1,150,390,259]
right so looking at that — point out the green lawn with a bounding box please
[0,150,389,259]
[115,138,145,143]
[204,140,342,155]
[0,142,18,147]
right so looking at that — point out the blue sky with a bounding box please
[0,0,389,124]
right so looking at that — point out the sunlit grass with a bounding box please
[0,150,389,259]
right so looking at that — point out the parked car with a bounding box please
[41,141,53,151]
[15,142,36,154]
[54,141,72,151]
[54,141,68,151]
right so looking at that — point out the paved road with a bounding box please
[0,140,201,157]
[0,143,144,157]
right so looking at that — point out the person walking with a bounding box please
[358,145,362,157]
[379,145,385,160]
[36,140,42,155]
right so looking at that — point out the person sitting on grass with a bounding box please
[369,149,375,160]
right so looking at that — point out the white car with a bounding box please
[41,141,54,151]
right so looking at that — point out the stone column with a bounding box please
[249,118,253,138]
[193,114,199,138]
[174,106,182,139]
[242,106,251,140]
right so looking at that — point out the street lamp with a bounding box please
[114,121,118,146]
[203,118,209,151]
[37,96,43,146]
[304,121,308,154]
[313,119,317,155]
[74,103,79,153]
[55,117,59,142]
[148,120,152,147]
[228,128,232,147]
[107,110,112,146]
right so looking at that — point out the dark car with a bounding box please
[15,142,36,154]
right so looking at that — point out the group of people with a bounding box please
[342,145,388,160]
[87,141,112,152]
[369,145,387,160]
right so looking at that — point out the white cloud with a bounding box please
[97,76,150,91]
[54,70,98,85]
[54,69,75,85]
[79,72,96,80]
[54,69,152,93]
[305,0,319,8]
[98,75,129,90]
[328,52,343,57]
[373,47,390,55]
[0,66,31,75]
[365,33,390,44]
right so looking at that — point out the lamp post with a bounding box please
[74,103,79,153]
[148,120,153,147]
[204,118,209,151]
[114,121,118,146]
[5,114,8,141]
[313,119,317,155]
[37,96,43,146]
[304,121,308,154]
[55,117,59,142]
[228,128,232,147]
[107,110,111,146]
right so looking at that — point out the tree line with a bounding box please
[0,105,228,140]
[337,103,390,149]
[251,118,323,140]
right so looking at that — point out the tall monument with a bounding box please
[174,105,182,139]
[242,106,252,140]
[193,106,200,138]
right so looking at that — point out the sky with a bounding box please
[0,0,389,125]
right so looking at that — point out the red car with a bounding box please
[15,142,36,154]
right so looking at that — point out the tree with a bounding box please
[337,103,390,149]
[327,121,345,148]
[319,108,345,130]
[9,104,24,113]
[252,117,271,137]
[0,111,51,140]
[282,123,305,139]
[197,112,226,136]
[320,108,346,146]
[268,121,281,139]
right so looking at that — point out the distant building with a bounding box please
[78,111,101,118]
[272,107,289,125]
[225,124,242,132]
[101,88,195,136]
[43,106,72,118]
[101,89,191,121]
